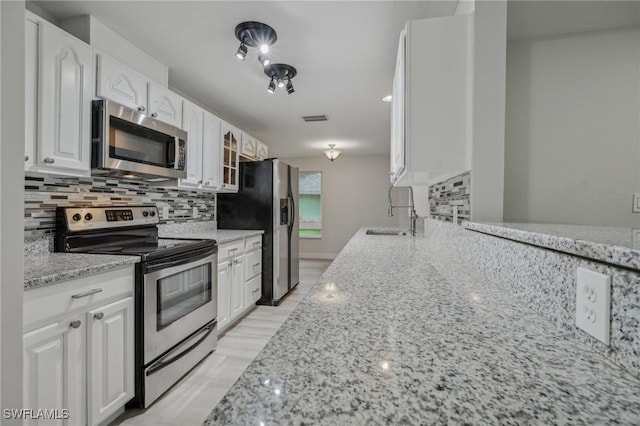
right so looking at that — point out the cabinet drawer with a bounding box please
[245,235,262,252]
[218,240,245,261]
[245,249,262,280]
[244,274,261,308]
[24,266,135,331]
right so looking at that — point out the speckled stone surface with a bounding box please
[24,235,54,256]
[205,226,640,425]
[159,224,263,244]
[159,220,217,235]
[464,222,640,270]
[25,253,139,290]
[448,221,640,379]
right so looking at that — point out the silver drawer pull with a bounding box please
[138,106,146,112]
[25,155,29,162]
[253,263,260,268]
[69,320,82,329]
[253,242,260,246]
[43,157,55,164]
[229,248,238,253]
[71,288,102,299]
[94,312,104,320]
[151,112,158,117]
[252,289,260,293]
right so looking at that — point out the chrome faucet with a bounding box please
[388,184,418,236]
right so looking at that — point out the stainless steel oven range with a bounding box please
[55,206,217,408]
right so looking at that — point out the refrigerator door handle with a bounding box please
[289,195,296,229]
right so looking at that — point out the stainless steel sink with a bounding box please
[366,229,407,236]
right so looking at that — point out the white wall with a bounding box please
[1,0,25,414]
[283,155,400,259]
[469,0,507,222]
[504,27,640,227]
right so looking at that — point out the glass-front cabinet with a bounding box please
[220,121,240,192]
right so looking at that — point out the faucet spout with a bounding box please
[387,184,418,236]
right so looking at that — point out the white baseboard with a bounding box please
[301,252,336,260]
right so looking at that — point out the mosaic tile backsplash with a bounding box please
[24,173,216,240]
[429,171,471,224]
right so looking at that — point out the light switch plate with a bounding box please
[633,193,640,213]
[576,267,611,345]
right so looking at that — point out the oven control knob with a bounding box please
[142,211,149,217]
[149,211,156,217]
[72,213,81,222]
[84,213,93,221]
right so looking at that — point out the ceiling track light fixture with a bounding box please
[264,64,297,95]
[234,21,277,62]
[324,144,342,162]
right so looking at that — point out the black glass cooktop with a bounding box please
[81,238,217,262]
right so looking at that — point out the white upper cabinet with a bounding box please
[26,13,93,176]
[240,134,258,159]
[220,121,241,192]
[96,53,148,112]
[202,111,222,189]
[181,100,205,187]
[390,14,471,186]
[96,53,183,127]
[148,82,182,127]
[256,141,269,161]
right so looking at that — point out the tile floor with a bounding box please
[111,259,331,426]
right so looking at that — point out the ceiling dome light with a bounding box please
[234,22,277,60]
[267,77,276,94]
[235,42,248,61]
[324,144,342,162]
[264,64,297,95]
[286,78,295,95]
[258,54,271,67]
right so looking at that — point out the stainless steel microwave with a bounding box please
[91,99,187,180]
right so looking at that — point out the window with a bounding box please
[299,171,322,238]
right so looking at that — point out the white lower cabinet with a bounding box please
[217,235,262,333]
[87,297,134,425]
[23,267,135,426]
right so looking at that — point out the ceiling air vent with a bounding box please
[302,115,328,122]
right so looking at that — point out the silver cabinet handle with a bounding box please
[221,183,226,188]
[253,263,260,268]
[43,157,55,164]
[94,312,104,320]
[69,320,82,329]
[151,112,158,117]
[25,155,29,162]
[71,288,102,299]
[228,261,233,267]
[198,180,203,184]
[253,241,261,247]
[204,182,209,186]
[138,106,146,112]
[229,248,238,253]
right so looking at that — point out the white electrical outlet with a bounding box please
[162,206,169,220]
[633,193,640,213]
[576,267,611,345]
[192,206,199,218]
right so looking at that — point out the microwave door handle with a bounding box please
[174,136,180,169]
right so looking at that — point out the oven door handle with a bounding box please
[146,321,216,377]
[143,246,217,274]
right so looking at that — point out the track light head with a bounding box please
[235,42,247,60]
[258,54,271,67]
[264,64,297,95]
[277,78,285,88]
[259,44,269,54]
[286,78,295,94]
[267,77,276,94]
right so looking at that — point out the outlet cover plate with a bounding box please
[576,267,611,345]
[633,193,640,213]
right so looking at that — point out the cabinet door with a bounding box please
[256,141,268,161]
[25,16,38,171]
[148,82,183,127]
[180,101,204,187]
[390,29,406,184]
[230,255,245,318]
[240,134,257,159]
[202,111,221,190]
[217,260,231,332]
[220,122,240,192]
[23,315,86,426]
[96,54,148,112]
[38,23,92,174]
[87,297,134,426]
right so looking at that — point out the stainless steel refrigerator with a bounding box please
[217,159,299,305]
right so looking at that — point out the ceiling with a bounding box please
[32,0,460,158]
[31,1,640,158]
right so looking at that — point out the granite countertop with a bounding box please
[206,227,640,424]
[24,253,139,290]
[464,222,640,270]
[160,228,264,244]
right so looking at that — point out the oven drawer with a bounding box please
[245,249,262,280]
[245,235,262,252]
[218,240,245,260]
[24,266,135,331]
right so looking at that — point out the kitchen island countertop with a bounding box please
[205,226,640,425]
